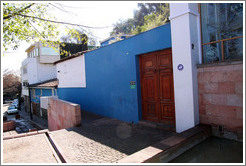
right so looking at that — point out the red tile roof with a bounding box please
[29,79,58,88]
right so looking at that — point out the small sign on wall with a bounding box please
[177,64,184,71]
[130,81,136,89]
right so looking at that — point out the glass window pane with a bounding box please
[41,47,59,55]
[224,37,243,61]
[36,48,39,56]
[202,43,222,63]
[201,3,243,63]
[201,3,243,44]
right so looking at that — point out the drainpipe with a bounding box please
[28,86,33,120]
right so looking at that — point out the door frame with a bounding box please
[137,48,175,126]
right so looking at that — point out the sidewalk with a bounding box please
[18,104,48,130]
[3,110,175,163]
[3,109,212,163]
[49,111,174,163]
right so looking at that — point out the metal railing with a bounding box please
[201,35,243,63]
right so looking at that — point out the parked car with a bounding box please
[7,105,18,114]
[3,99,13,104]
[13,99,19,103]
[11,101,18,108]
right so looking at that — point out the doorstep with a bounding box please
[117,124,211,163]
[138,120,175,131]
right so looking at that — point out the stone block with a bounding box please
[235,82,243,94]
[205,105,237,118]
[210,94,227,105]
[202,94,212,104]
[208,71,227,82]
[226,70,243,82]
[218,82,235,94]
[3,121,15,132]
[236,108,243,120]
[204,82,219,93]
[224,118,243,129]
[232,64,243,70]
[198,83,204,93]
[226,94,243,107]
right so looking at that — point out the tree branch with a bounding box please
[4,3,35,20]
[16,14,113,29]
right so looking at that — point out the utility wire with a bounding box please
[28,20,46,39]
[54,3,89,9]
[48,3,77,16]
[16,14,113,29]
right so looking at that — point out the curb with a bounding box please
[3,129,49,140]
[117,125,211,163]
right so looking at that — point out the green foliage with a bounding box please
[132,4,170,34]
[111,3,170,36]
[61,28,88,44]
[3,3,60,51]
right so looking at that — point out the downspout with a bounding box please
[28,86,33,120]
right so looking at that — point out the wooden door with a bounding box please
[140,48,175,126]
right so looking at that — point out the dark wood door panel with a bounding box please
[158,54,173,69]
[140,48,175,126]
[142,102,159,122]
[159,72,174,102]
[160,102,175,120]
[141,54,157,74]
[141,75,157,101]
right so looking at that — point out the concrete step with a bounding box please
[138,120,176,131]
[117,124,212,163]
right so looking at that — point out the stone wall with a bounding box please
[3,121,15,132]
[48,98,81,131]
[198,62,243,141]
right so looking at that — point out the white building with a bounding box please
[20,41,60,111]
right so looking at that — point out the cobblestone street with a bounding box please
[49,111,174,163]
[3,109,174,163]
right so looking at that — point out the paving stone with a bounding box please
[48,111,174,163]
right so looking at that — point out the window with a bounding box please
[31,89,35,98]
[41,47,59,56]
[35,48,39,56]
[23,81,29,87]
[200,3,243,63]
[23,66,27,74]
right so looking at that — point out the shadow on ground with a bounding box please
[67,111,174,155]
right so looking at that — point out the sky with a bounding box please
[2,1,139,73]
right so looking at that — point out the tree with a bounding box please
[111,3,169,35]
[60,28,88,44]
[3,3,106,52]
[132,4,170,34]
[3,69,21,100]
[3,3,60,51]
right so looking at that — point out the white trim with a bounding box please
[197,13,203,64]
[169,9,199,20]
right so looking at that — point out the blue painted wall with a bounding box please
[31,88,54,103]
[100,37,115,47]
[58,23,172,123]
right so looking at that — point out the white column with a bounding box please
[170,3,202,133]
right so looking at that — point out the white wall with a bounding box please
[40,96,58,109]
[37,60,57,82]
[25,58,38,84]
[21,56,57,85]
[170,3,201,133]
[20,68,29,96]
[56,55,86,88]
[40,55,60,64]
